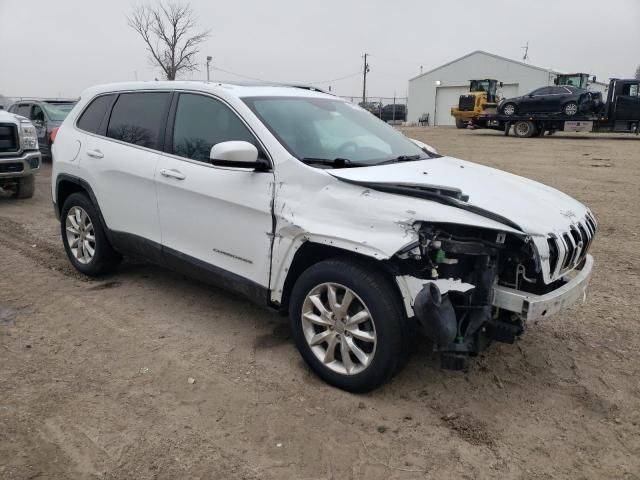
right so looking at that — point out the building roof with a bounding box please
[409,50,562,82]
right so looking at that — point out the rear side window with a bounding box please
[171,93,256,162]
[107,92,170,150]
[17,104,31,117]
[77,95,114,134]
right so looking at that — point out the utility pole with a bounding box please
[362,53,370,104]
[521,41,529,62]
[206,56,212,82]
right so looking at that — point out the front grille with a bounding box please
[548,213,597,276]
[0,123,19,153]
[458,95,476,111]
[0,162,24,174]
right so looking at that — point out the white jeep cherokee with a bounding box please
[52,82,596,392]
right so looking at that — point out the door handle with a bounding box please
[86,149,104,159]
[160,168,186,180]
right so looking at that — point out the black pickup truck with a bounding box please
[471,79,640,138]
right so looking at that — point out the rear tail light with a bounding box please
[50,127,59,143]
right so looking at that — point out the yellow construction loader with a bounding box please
[451,79,501,128]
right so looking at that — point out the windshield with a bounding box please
[42,103,75,121]
[242,96,428,167]
[558,75,588,89]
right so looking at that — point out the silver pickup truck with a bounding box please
[0,109,41,198]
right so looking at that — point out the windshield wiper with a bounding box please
[301,157,354,168]
[375,154,426,165]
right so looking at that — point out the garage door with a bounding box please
[500,83,519,101]
[435,86,467,126]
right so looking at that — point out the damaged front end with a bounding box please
[392,223,592,371]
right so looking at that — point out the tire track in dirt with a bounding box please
[0,216,88,281]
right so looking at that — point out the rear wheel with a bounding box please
[502,103,517,116]
[513,120,537,138]
[61,192,121,276]
[289,259,407,392]
[563,102,578,116]
[455,118,467,129]
[14,175,35,199]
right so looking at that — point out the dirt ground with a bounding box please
[1,127,639,479]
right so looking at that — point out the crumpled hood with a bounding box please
[328,156,590,236]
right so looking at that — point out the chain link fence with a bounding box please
[339,96,409,124]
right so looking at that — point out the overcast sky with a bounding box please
[1,0,638,100]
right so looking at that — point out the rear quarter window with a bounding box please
[77,95,115,134]
[106,92,170,150]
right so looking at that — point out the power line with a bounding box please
[307,71,363,84]
[211,65,363,86]
[211,66,272,83]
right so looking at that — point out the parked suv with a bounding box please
[0,109,41,198]
[8,99,76,160]
[52,82,596,392]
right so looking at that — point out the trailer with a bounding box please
[471,78,640,138]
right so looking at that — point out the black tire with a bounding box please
[14,175,35,199]
[289,258,407,393]
[60,192,121,276]
[455,118,467,129]
[513,120,536,138]
[563,101,578,116]
[502,103,517,116]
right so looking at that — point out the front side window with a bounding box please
[243,96,428,167]
[172,93,256,162]
[77,95,115,134]
[623,83,639,97]
[31,105,45,122]
[107,92,170,149]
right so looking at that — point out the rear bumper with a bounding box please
[492,254,594,321]
[0,151,41,178]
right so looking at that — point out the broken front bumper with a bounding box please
[492,254,594,321]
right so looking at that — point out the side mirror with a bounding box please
[209,141,268,170]
[33,119,44,128]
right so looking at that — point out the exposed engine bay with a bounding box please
[389,223,583,370]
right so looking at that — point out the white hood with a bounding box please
[328,156,591,236]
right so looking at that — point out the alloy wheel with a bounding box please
[301,282,377,375]
[503,104,515,115]
[65,206,96,264]
[564,103,578,115]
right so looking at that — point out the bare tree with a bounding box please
[635,65,640,80]
[127,2,210,80]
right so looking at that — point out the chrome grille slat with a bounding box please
[550,214,597,277]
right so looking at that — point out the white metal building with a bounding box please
[407,50,608,126]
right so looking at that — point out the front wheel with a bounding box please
[502,103,517,116]
[455,118,468,129]
[61,192,121,276]
[289,259,406,392]
[14,175,35,199]
[563,102,578,116]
